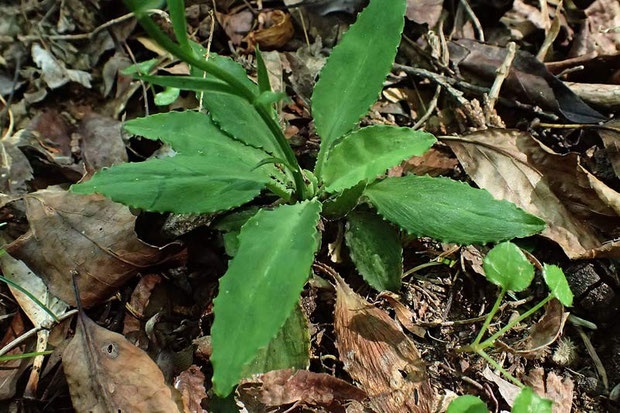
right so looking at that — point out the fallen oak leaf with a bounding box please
[333,274,434,413]
[174,365,207,413]
[63,311,180,413]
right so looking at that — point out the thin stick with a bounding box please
[536,0,563,61]
[576,325,609,390]
[459,0,485,42]
[487,42,516,112]
[123,42,150,116]
[0,309,78,357]
[413,85,441,130]
[199,10,216,111]
[297,9,310,47]
[537,122,620,133]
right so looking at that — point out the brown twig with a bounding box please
[487,42,516,113]
[459,0,485,41]
[413,85,441,130]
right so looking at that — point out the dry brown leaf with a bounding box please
[388,148,458,178]
[246,10,295,51]
[599,119,620,178]
[482,367,521,407]
[78,113,127,174]
[516,299,569,356]
[585,0,620,55]
[237,369,366,412]
[6,188,174,307]
[524,368,574,413]
[173,365,207,413]
[123,274,162,346]
[219,9,253,45]
[333,275,434,413]
[446,129,620,259]
[406,0,443,27]
[63,312,180,412]
[378,291,426,338]
[0,313,29,400]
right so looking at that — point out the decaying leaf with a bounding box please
[448,39,606,123]
[237,369,367,411]
[0,130,34,195]
[174,365,207,413]
[482,366,521,407]
[524,368,574,413]
[446,129,620,259]
[406,0,443,27]
[123,274,162,347]
[515,299,569,356]
[0,313,29,401]
[246,10,295,51]
[78,113,128,173]
[6,188,174,307]
[378,291,426,338]
[599,119,620,178]
[585,0,620,55]
[498,299,569,357]
[63,312,180,413]
[333,274,434,413]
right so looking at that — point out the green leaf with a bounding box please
[123,111,291,187]
[483,242,534,292]
[154,86,180,106]
[447,395,490,413]
[255,46,271,94]
[542,264,573,306]
[322,182,366,220]
[214,207,260,256]
[137,74,240,96]
[345,210,402,291]
[322,126,436,192]
[364,175,546,245]
[71,154,270,214]
[211,200,321,396]
[312,0,407,176]
[121,58,158,75]
[241,302,310,378]
[511,387,552,413]
[166,0,191,53]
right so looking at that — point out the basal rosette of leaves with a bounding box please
[71,0,546,396]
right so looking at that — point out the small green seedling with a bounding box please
[71,0,546,396]
[448,388,552,413]
[450,241,573,412]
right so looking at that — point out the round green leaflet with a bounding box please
[511,387,552,413]
[447,395,489,413]
[483,242,534,292]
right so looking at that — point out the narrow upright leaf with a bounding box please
[511,387,552,413]
[255,47,272,94]
[166,0,191,53]
[211,201,321,396]
[483,242,534,292]
[71,154,270,214]
[312,0,407,175]
[322,126,436,192]
[345,210,402,291]
[137,74,239,95]
[364,175,546,245]
[542,264,573,306]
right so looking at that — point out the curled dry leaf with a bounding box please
[6,188,175,307]
[598,119,620,178]
[482,367,521,407]
[63,312,180,413]
[498,299,569,358]
[237,369,366,412]
[446,129,620,259]
[524,368,574,413]
[378,291,426,338]
[246,10,295,51]
[333,274,434,413]
[448,39,606,123]
[123,274,162,347]
[173,365,207,413]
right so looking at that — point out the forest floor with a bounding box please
[0,0,619,412]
